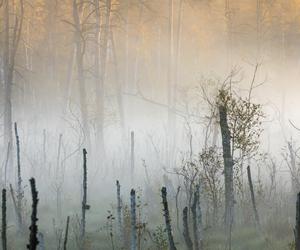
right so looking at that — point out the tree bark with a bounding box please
[182,207,193,250]
[247,166,260,227]
[161,187,177,250]
[295,192,300,250]
[73,0,90,148]
[130,189,136,250]
[218,104,234,249]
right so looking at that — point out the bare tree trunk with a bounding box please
[63,216,70,250]
[288,142,298,195]
[94,0,103,155]
[196,185,203,249]
[2,189,7,250]
[167,0,176,168]
[116,180,124,246]
[81,148,88,242]
[56,134,63,221]
[73,0,90,148]
[161,187,177,250]
[247,166,260,228]
[182,207,193,250]
[14,122,23,232]
[218,105,234,250]
[130,131,135,185]
[295,192,300,250]
[3,0,13,179]
[130,189,136,250]
[27,178,39,250]
[191,189,200,250]
[110,30,125,141]
[3,0,24,183]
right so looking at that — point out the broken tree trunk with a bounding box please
[130,189,137,250]
[182,207,193,250]
[27,178,39,250]
[161,187,177,250]
[2,189,7,250]
[247,166,260,228]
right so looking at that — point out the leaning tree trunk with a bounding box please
[219,104,234,250]
[161,187,177,250]
[63,216,70,250]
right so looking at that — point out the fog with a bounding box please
[1,0,300,249]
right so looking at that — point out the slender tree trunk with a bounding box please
[2,189,7,250]
[295,192,300,250]
[219,105,234,250]
[130,131,135,185]
[94,0,104,156]
[73,0,90,148]
[116,180,124,246]
[191,189,200,250]
[63,216,70,250]
[167,0,176,168]
[14,122,23,232]
[182,207,193,250]
[247,166,260,227]
[161,187,177,250]
[81,148,88,241]
[27,178,39,250]
[3,0,24,183]
[3,0,13,182]
[110,30,125,141]
[288,142,298,194]
[130,189,136,250]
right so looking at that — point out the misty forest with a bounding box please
[2,0,300,249]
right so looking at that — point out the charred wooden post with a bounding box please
[27,178,39,250]
[14,122,23,231]
[2,189,7,250]
[247,166,260,227]
[161,187,177,250]
[63,216,70,250]
[130,189,136,250]
[182,207,193,250]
